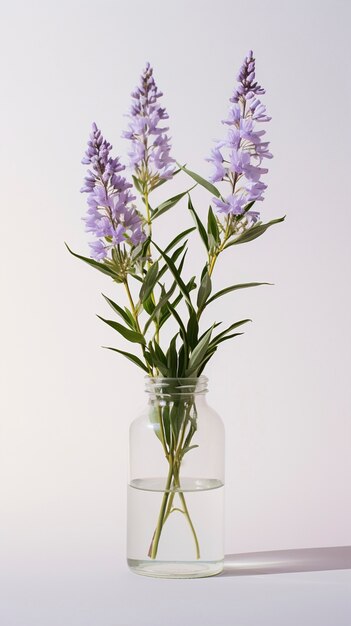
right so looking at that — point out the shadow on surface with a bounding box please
[221,546,351,577]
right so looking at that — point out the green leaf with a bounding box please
[148,405,165,443]
[197,321,222,343]
[129,273,143,283]
[166,301,189,375]
[166,301,188,346]
[167,334,178,374]
[161,404,171,448]
[148,342,169,376]
[164,227,196,254]
[152,186,196,220]
[210,332,244,347]
[153,341,168,365]
[170,403,184,441]
[102,347,149,372]
[102,294,135,329]
[124,307,136,329]
[152,242,193,309]
[187,195,209,251]
[205,282,271,307]
[178,164,221,198]
[139,261,159,303]
[65,243,118,279]
[207,205,220,248]
[151,165,183,190]
[143,282,177,334]
[132,175,143,194]
[142,294,156,315]
[197,347,217,376]
[177,344,186,377]
[186,310,199,351]
[97,316,146,344]
[158,276,196,331]
[210,319,251,347]
[158,242,188,283]
[185,326,214,376]
[243,200,256,213]
[197,271,212,311]
[179,444,199,459]
[224,216,286,248]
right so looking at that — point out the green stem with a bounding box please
[149,403,201,560]
[123,277,153,376]
[208,217,231,279]
[179,492,200,559]
[149,455,174,559]
[143,187,160,345]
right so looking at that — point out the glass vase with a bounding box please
[127,376,224,578]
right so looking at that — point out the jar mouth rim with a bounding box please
[145,375,208,395]
[145,375,208,384]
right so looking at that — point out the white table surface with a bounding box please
[1,548,350,626]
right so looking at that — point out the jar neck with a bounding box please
[145,376,208,401]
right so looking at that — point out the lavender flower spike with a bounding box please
[207,51,273,225]
[123,63,175,190]
[81,123,146,260]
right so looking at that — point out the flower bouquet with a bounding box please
[67,51,284,578]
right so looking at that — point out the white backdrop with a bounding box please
[1,1,350,624]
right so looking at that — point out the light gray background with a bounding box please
[1,0,350,624]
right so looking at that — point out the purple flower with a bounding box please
[230,50,265,103]
[213,194,247,215]
[246,181,267,202]
[206,147,226,182]
[207,51,272,223]
[123,63,175,189]
[81,123,146,260]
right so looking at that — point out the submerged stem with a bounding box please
[148,400,201,560]
[149,456,174,559]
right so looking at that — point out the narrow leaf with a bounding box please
[148,406,164,443]
[197,348,217,376]
[102,294,135,329]
[166,301,188,345]
[205,282,270,307]
[178,164,221,198]
[164,227,196,254]
[132,175,143,194]
[103,347,149,372]
[152,165,183,190]
[186,310,199,351]
[207,206,220,247]
[152,186,196,220]
[186,326,214,376]
[143,282,177,334]
[97,316,146,344]
[153,341,168,365]
[210,332,244,347]
[142,293,156,315]
[197,321,222,343]
[243,200,256,213]
[224,216,286,248]
[166,334,178,374]
[210,319,251,346]
[158,276,196,331]
[179,444,199,459]
[158,242,188,283]
[147,343,169,376]
[152,242,193,309]
[65,243,117,279]
[139,261,159,303]
[197,271,212,310]
[187,195,209,251]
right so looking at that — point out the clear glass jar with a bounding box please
[127,376,225,578]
